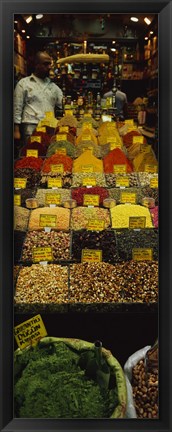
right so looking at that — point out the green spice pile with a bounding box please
[46,140,76,158]
[14,341,118,418]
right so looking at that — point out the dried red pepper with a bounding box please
[103,148,133,173]
[71,187,109,205]
[42,153,73,173]
[14,157,43,171]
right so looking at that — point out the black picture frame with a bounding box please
[0,0,172,431]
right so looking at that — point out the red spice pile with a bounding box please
[123,130,147,148]
[28,131,51,147]
[42,153,73,173]
[103,148,133,173]
[14,157,43,171]
[20,142,46,157]
[71,187,109,205]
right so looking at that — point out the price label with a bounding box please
[116,176,129,187]
[84,113,92,118]
[82,177,96,186]
[39,214,57,228]
[40,120,50,126]
[140,146,151,154]
[83,194,99,207]
[145,165,158,173]
[82,134,92,141]
[125,119,134,126]
[150,177,158,188]
[113,165,127,174]
[107,136,117,144]
[45,111,54,119]
[129,216,146,229]
[26,149,38,158]
[101,115,112,122]
[36,126,46,133]
[110,141,121,150]
[82,123,92,131]
[47,178,62,188]
[82,147,93,153]
[14,314,47,350]
[59,126,69,133]
[14,195,21,206]
[30,136,41,143]
[45,193,61,205]
[56,134,67,141]
[51,164,64,173]
[82,249,102,263]
[14,178,27,189]
[87,219,105,231]
[81,165,94,173]
[65,110,73,116]
[120,192,136,204]
[132,248,153,261]
[32,247,53,263]
[55,148,67,155]
[133,135,144,144]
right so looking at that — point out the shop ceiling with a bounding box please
[14,13,157,42]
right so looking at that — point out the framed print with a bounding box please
[0,0,172,431]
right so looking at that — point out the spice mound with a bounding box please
[28,207,70,231]
[14,264,68,304]
[103,148,133,173]
[14,340,119,418]
[71,207,110,230]
[110,204,153,228]
[71,187,109,206]
[14,206,30,231]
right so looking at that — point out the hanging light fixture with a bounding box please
[26,16,33,24]
[36,14,43,20]
[130,17,139,22]
[144,17,151,25]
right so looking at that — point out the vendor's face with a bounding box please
[35,53,52,79]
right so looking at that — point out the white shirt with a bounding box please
[102,89,127,116]
[14,74,63,124]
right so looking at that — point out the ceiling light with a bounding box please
[111,48,116,52]
[36,14,43,19]
[112,40,116,44]
[144,17,151,25]
[130,17,139,22]
[144,36,148,40]
[26,16,33,24]
[21,29,26,33]
[14,20,18,24]
[150,31,154,34]
[26,35,30,39]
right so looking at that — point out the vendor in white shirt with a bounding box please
[14,51,63,143]
[102,80,128,120]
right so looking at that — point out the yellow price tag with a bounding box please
[110,142,121,150]
[39,214,57,228]
[140,146,151,154]
[82,123,92,131]
[82,134,92,141]
[107,136,117,144]
[45,193,61,205]
[14,195,21,206]
[55,148,67,155]
[36,127,46,133]
[32,247,53,263]
[81,165,94,173]
[14,314,47,350]
[129,217,146,229]
[145,165,158,173]
[51,164,64,174]
[83,194,99,207]
[26,149,38,158]
[45,111,54,119]
[47,178,62,188]
[65,110,73,116]
[84,113,92,118]
[150,177,158,188]
[125,119,134,126]
[82,178,96,186]
[87,219,105,231]
[81,249,102,263]
[133,135,144,144]
[132,248,153,261]
[116,176,129,187]
[14,178,27,189]
[30,136,41,143]
[120,192,136,204]
[56,134,67,141]
[113,165,127,174]
[40,120,50,126]
[59,126,69,133]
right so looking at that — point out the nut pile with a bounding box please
[138,173,158,187]
[35,188,71,206]
[15,264,69,304]
[40,173,72,188]
[69,262,123,303]
[14,168,41,188]
[71,230,119,264]
[72,173,106,187]
[105,173,139,188]
[132,358,158,418]
[14,206,30,231]
[116,229,158,261]
[71,207,111,230]
[120,260,158,303]
[21,231,70,262]
[141,186,159,206]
